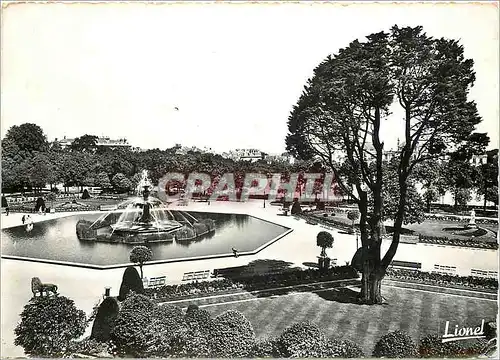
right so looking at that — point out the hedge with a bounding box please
[145,266,359,302]
[418,234,498,249]
[372,330,418,358]
[386,268,498,291]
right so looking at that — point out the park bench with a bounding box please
[471,269,498,278]
[390,260,422,271]
[432,264,457,275]
[182,270,210,281]
[145,276,166,288]
[100,204,118,211]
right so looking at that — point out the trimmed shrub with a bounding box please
[110,293,156,356]
[208,310,256,357]
[347,209,360,227]
[143,304,188,357]
[484,321,497,340]
[278,321,326,357]
[90,297,120,342]
[317,231,334,258]
[118,266,144,301]
[372,330,418,358]
[14,296,87,357]
[35,197,46,212]
[419,333,489,358]
[170,328,211,358]
[250,338,282,358]
[66,338,113,357]
[322,338,364,358]
[129,246,153,278]
[291,200,302,215]
[185,305,212,334]
[316,201,326,210]
[81,189,91,199]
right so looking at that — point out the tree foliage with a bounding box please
[70,135,99,153]
[285,25,487,303]
[112,173,133,193]
[14,296,87,357]
[316,231,334,257]
[129,246,153,278]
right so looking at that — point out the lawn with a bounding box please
[200,285,497,356]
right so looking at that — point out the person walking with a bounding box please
[22,214,26,224]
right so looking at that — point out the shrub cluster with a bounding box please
[423,213,498,224]
[118,266,145,301]
[208,310,256,357]
[418,234,498,249]
[299,213,355,232]
[386,268,498,291]
[277,321,364,358]
[372,330,418,358]
[14,296,87,358]
[418,334,489,358]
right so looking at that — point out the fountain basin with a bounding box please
[2,212,290,266]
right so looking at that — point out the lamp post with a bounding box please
[263,189,266,208]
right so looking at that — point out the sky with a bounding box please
[1,2,499,154]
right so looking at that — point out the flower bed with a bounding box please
[145,266,359,302]
[298,213,354,233]
[386,268,498,292]
[423,214,498,224]
[418,234,498,249]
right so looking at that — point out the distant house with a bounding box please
[221,148,265,162]
[54,136,131,150]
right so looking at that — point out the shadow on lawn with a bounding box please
[315,287,363,304]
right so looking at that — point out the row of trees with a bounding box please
[2,123,494,211]
[1,124,328,195]
[414,150,498,211]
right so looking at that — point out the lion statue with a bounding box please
[31,277,58,297]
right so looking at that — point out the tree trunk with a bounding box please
[360,264,384,304]
[483,187,487,212]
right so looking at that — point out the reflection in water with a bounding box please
[1,212,288,266]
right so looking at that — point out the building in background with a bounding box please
[54,136,131,150]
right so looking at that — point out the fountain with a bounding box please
[76,170,215,244]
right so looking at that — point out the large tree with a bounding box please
[2,123,49,155]
[286,26,485,303]
[70,134,99,153]
[477,149,498,210]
